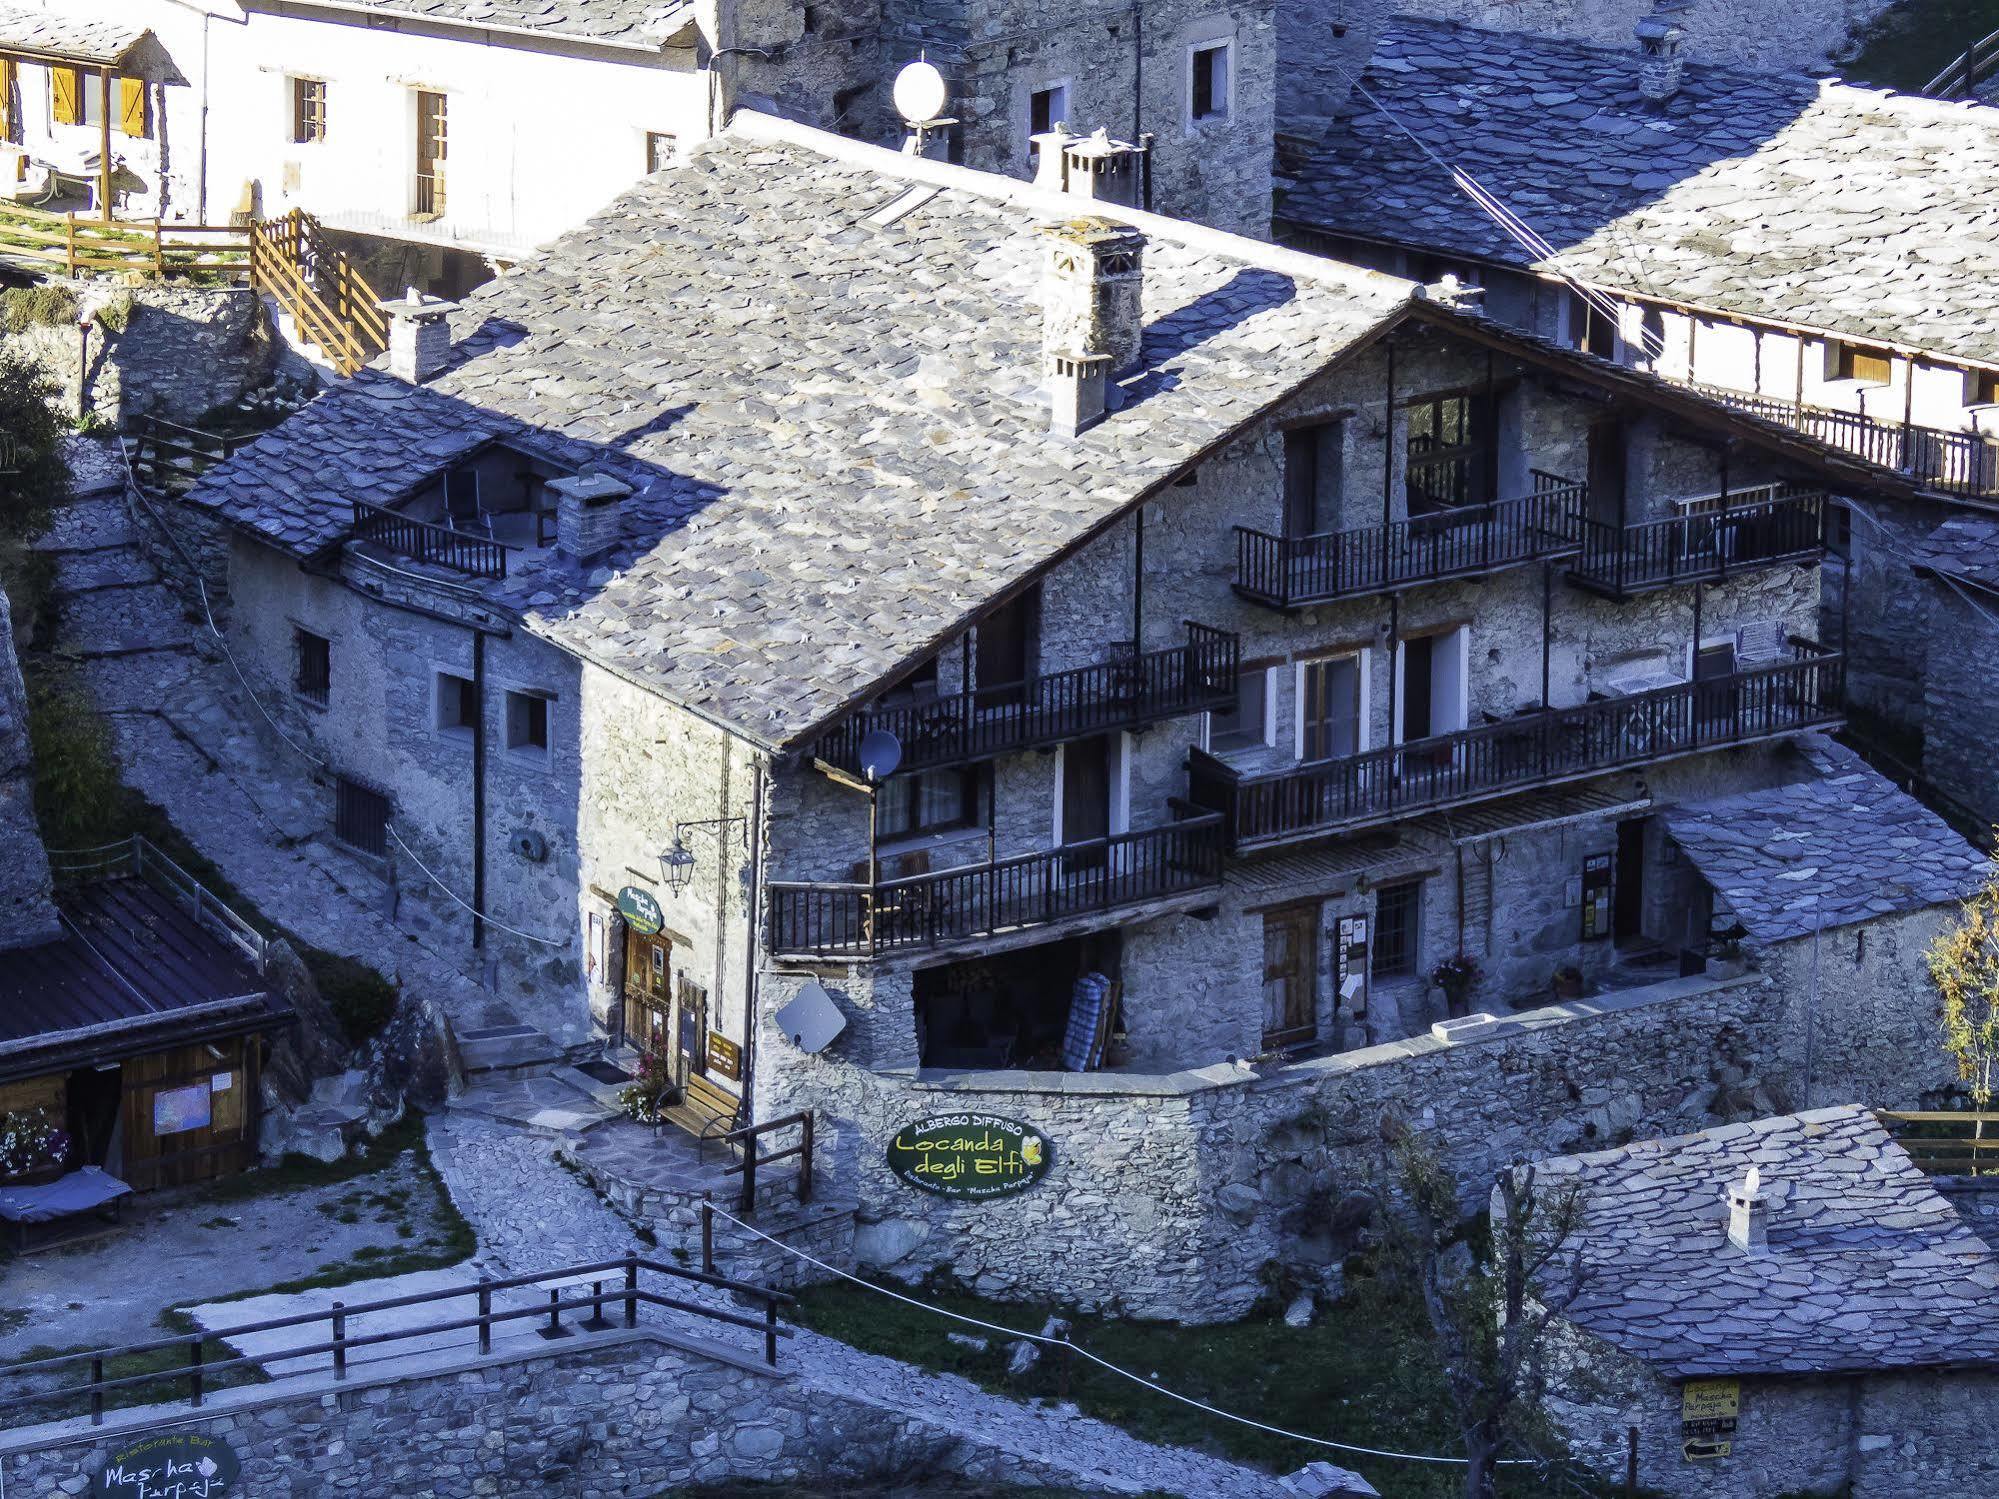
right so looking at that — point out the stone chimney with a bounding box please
[1035,127,1149,211]
[549,472,632,565]
[377,287,460,383]
[1634,2,1691,105]
[1040,217,1146,437]
[1724,1165,1770,1254]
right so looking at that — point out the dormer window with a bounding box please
[1828,341,1893,386]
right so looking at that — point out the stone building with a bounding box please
[11,0,1266,300]
[170,114,1955,1314]
[1518,1104,1999,1499]
[1908,518,1999,831]
[1279,12,1999,805]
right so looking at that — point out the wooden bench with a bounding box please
[659,1073,744,1156]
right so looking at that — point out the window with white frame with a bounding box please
[1189,40,1232,124]
[1029,81,1069,145]
[1209,667,1271,751]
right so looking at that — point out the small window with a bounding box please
[879,767,979,840]
[504,690,550,756]
[833,84,870,138]
[1210,669,1268,750]
[645,131,678,173]
[1968,369,1999,408]
[436,671,477,736]
[334,776,391,858]
[1372,880,1421,979]
[291,77,328,144]
[1830,341,1893,386]
[294,628,330,706]
[1030,82,1069,140]
[1190,41,1231,123]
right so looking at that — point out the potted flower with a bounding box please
[1429,953,1482,1019]
[1552,963,1586,1002]
[617,1045,677,1125]
[0,1107,71,1185]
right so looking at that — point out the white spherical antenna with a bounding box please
[893,61,949,127]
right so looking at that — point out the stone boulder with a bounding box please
[853,1215,928,1268]
[361,990,466,1129]
[261,938,352,1107]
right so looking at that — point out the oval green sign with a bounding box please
[93,1432,241,1496]
[886,1112,1052,1199]
[617,884,662,936]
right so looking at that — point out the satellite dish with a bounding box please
[892,60,949,127]
[858,728,903,782]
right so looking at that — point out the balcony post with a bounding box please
[1540,563,1553,710]
[1716,450,1730,583]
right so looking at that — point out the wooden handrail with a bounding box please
[1927,26,1999,97]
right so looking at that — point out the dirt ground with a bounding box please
[0,1126,470,1362]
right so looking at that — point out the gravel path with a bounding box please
[425,1113,1347,1499]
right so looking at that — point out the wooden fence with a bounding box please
[1877,1111,1999,1175]
[0,200,247,278]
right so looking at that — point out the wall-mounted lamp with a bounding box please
[658,815,747,896]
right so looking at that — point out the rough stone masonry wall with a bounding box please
[1919,574,1999,827]
[1276,0,1906,132]
[755,956,1943,1320]
[1545,1323,1999,1499]
[0,1332,1144,1499]
[5,283,275,428]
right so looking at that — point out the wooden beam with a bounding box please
[98,66,111,222]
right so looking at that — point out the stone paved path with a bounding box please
[422,1113,1339,1499]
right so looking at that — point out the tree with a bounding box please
[1374,1132,1590,1499]
[1926,843,1999,1165]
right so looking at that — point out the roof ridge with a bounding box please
[726,109,1416,302]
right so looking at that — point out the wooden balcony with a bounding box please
[1187,643,1844,852]
[1232,471,1586,609]
[765,816,1225,958]
[1688,382,1999,500]
[813,623,1240,778]
[350,499,507,579]
[1568,487,1828,599]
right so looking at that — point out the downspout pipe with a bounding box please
[471,628,487,949]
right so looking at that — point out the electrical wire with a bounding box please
[385,824,566,947]
[704,1203,1536,1469]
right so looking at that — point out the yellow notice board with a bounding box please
[1681,1377,1739,1460]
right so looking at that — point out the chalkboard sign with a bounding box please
[93,1433,240,1497]
[886,1113,1051,1199]
[617,885,663,936]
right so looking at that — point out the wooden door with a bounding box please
[1614,819,1646,941]
[1262,904,1319,1049]
[622,928,672,1054]
[1588,418,1627,526]
[975,585,1040,710]
[1301,655,1361,762]
[120,1040,254,1190]
[675,975,709,1085]
[1284,422,1340,537]
[415,91,447,215]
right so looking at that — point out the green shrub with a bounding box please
[303,944,399,1045]
[0,283,77,334]
[25,679,124,848]
[92,292,135,335]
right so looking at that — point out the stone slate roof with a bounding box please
[285,0,698,47]
[188,115,1412,752]
[0,584,57,952]
[1282,18,1999,368]
[1662,741,1981,943]
[0,3,147,64]
[1910,515,1999,594]
[1519,1105,1999,1378]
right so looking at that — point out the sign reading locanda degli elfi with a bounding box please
[886,1113,1051,1198]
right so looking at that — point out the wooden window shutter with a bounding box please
[119,76,146,138]
[51,66,79,126]
[0,60,14,140]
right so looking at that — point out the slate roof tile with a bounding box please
[1522,1105,1999,1378]
[294,0,697,47]
[187,118,1411,751]
[0,1,147,63]
[1283,18,1999,367]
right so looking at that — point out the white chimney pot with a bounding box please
[1724,1165,1770,1254]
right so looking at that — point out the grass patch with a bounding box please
[299,942,398,1045]
[793,1271,1580,1499]
[11,1313,265,1423]
[0,283,77,334]
[1843,0,1999,91]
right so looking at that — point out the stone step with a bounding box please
[553,1061,633,1111]
[445,1074,617,1140]
[54,583,194,658]
[50,548,159,595]
[31,494,134,552]
[68,648,201,712]
[457,1023,565,1077]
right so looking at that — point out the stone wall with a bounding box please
[0,1330,1175,1498]
[1919,571,1999,826]
[1544,1322,1999,1499]
[1276,0,1906,133]
[0,580,58,950]
[754,955,1943,1320]
[5,283,276,429]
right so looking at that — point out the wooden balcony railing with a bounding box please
[1233,471,1586,608]
[1569,488,1827,597]
[1687,383,1999,500]
[813,623,1240,777]
[765,816,1225,957]
[1188,643,1844,851]
[350,499,507,579]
